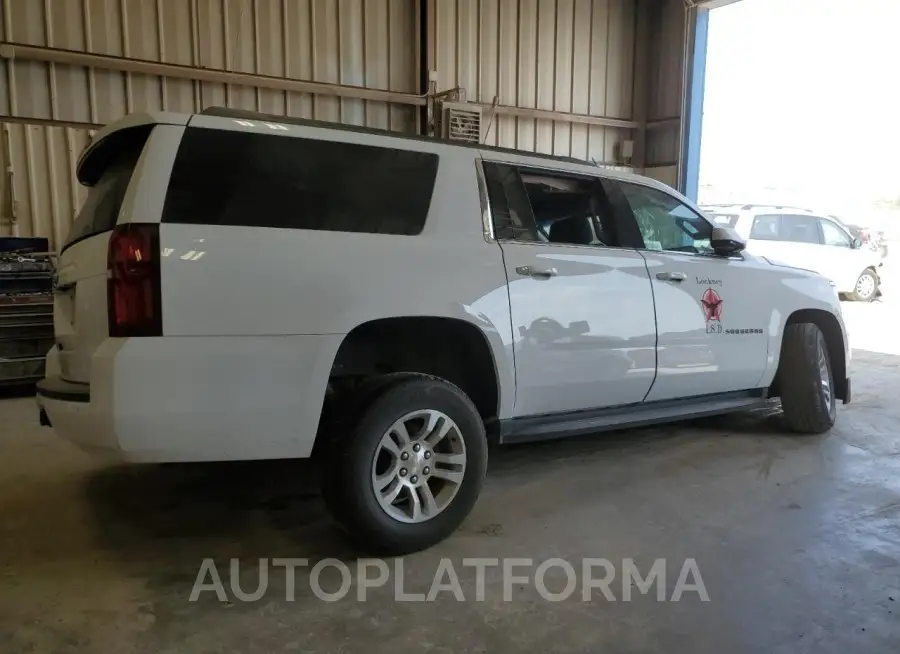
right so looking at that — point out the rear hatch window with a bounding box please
[64,127,151,252]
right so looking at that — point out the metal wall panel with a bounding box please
[643,164,677,187]
[2,0,694,246]
[646,0,685,167]
[0,121,92,248]
[1,0,419,131]
[433,0,636,165]
[0,0,419,246]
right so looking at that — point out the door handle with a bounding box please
[656,271,686,282]
[516,265,557,279]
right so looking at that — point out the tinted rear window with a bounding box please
[65,127,150,250]
[162,127,439,235]
[749,214,782,240]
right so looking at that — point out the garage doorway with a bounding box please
[695,0,900,303]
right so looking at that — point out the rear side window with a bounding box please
[482,162,540,242]
[65,127,150,251]
[780,214,822,244]
[519,171,619,247]
[749,214,782,240]
[162,128,439,235]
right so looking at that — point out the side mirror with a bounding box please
[851,237,862,249]
[710,226,746,256]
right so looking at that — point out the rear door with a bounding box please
[611,181,770,401]
[775,213,823,273]
[744,212,821,274]
[54,121,182,383]
[481,160,657,417]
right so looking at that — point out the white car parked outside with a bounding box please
[701,204,884,301]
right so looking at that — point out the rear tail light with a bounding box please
[107,223,162,337]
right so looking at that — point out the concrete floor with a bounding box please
[2,305,899,653]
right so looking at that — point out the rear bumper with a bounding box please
[36,376,90,402]
[36,383,121,457]
[36,348,121,457]
[36,334,344,462]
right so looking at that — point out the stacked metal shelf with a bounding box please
[0,237,55,387]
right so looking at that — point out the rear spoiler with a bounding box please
[76,111,190,186]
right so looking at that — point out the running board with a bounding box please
[499,389,768,444]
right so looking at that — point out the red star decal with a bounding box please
[701,288,723,322]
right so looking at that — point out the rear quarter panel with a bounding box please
[158,139,516,419]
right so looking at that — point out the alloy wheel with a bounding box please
[370,409,467,524]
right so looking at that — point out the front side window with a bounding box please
[780,214,821,244]
[619,182,712,253]
[163,127,439,235]
[820,219,852,247]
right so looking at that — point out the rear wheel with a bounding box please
[849,268,878,302]
[779,323,836,434]
[322,376,487,555]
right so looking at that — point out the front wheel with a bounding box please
[849,268,878,302]
[779,323,837,434]
[322,376,488,555]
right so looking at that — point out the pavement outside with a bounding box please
[1,295,898,653]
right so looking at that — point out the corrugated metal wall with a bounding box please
[432,0,636,164]
[1,122,92,245]
[646,0,684,169]
[1,0,418,127]
[0,0,419,247]
[1,0,694,247]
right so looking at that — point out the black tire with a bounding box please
[322,376,488,555]
[317,374,420,501]
[779,323,836,434]
[849,268,878,302]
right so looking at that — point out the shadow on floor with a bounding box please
[77,401,797,572]
[82,458,356,562]
[71,349,897,582]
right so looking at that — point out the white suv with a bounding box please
[37,109,851,554]
[702,204,884,301]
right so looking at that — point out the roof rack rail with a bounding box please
[197,106,607,169]
[738,203,812,212]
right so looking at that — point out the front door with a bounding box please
[480,159,657,417]
[816,216,870,290]
[612,181,771,402]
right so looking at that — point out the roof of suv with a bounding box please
[701,203,819,214]
[80,106,682,198]
[197,107,610,168]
